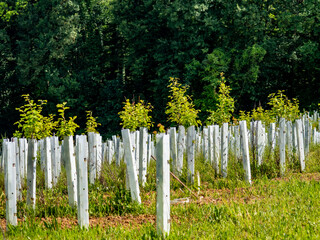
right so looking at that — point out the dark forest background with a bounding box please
[1,0,320,138]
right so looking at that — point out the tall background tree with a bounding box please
[0,0,319,138]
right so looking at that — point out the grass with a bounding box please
[2,144,320,239]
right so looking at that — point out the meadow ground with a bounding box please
[1,146,320,239]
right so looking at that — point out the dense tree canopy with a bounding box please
[1,0,320,138]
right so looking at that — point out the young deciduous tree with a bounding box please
[206,75,235,126]
[166,77,201,128]
[55,102,79,138]
[267,90,300,121]
[118,98,153,131]
[85,111,101,133]
[14,94,56,139]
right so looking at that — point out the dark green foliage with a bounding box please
[1,0,320,137]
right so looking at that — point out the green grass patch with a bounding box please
[2,146,320,239]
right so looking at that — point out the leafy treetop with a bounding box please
[268,90,300,122]
[206,74,235,126]
[86,110,101,133]
[118,98,153,131]
[55,102,79,138]
[165,77,201,128]
[14,94,55,139]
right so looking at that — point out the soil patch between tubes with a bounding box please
[0,214,156,231]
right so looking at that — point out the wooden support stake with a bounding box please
[64,136,77,207]
[121,129,141,203]
[139,127,148,186]
[187,126,195,184]
[213,125,220,175]
[177,125,185,175]
[147,134,152,166]
[202,127,209,161]
[27,139,37,209]
[208,126,214,165]
[170,127,177,173]
[12,138,21,200]
[256,121,265,166]
[279,118,286,176]
[1,139,9,171]
[102,142,107,163]
[239,121,252,184]
[286,121,293,153]
[292,122,298,151]
[116,137,122,166]
[39,139,45,172]
[76,135,89,228]
[107,140,114,164]
[18,138,27,181]
[296,119,305,172]
[304,118,310,155]
[221,123,228,178]
[44,137,52,189]
[234,126,241,159]
[96,134,102,178]
[156,134,170,237]
[5,142,17,227]
[88,132,97,184]
[51,136,61,186]
[135,131,140,176]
